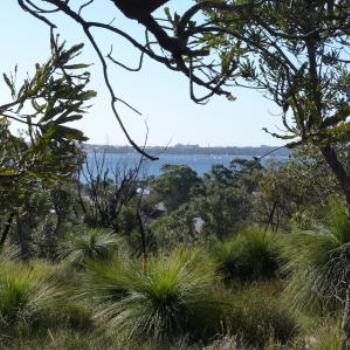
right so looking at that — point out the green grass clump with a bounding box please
[281,197,350,313]
[227,282,298,347]
[212,227,281,282]
[83,248,226,344]
[0,260,59,337]
[59,228,124,267]
[310,325,340,350]
[0,259,93,342]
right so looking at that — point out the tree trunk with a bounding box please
[342,283,350,350]
[321,145,350,348]
[137,208,147,274]
[320,145,350,216]
[0,212,15,248]
[265,198,278,232]
[15,213,31,259]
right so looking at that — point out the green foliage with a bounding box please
[255,147,344,231]
[150,203,199,251]
[0,39,95,185]
[194,184,252,240]
[212,227,281,282]
[83,248,225,344]
[228,283,298,347]
[0,39,95,233]
[192,160,261,239]
[59,228,124,267]
[0,39,95,256]
[0,260,59,337]
[310,321,341,350]
[150,164,202,211]
[199,2,350,218]
[0,256,94,345]
[282,197,350,313]
[7,3,350,346]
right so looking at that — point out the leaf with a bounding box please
[3,73,15,98]
[63,63,90,70]
[55,113,83,125]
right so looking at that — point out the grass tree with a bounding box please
[282,197,350,348]
[212,227,281,282]
[59,228,123,267]
[82,248,226,345]
[0,260,60,337]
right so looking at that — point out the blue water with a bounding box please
[83,152,288,178]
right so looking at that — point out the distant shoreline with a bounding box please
[83,144,291,157]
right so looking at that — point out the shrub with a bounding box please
[58,228,124,267]
[227,282,298,347]
[0,259,92,341]
[281,197,350,313]
[0,260,59,336]
[83,248,227,344]
[212,227,281,281]
[80,253,131,303]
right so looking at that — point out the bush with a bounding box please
[227,282,298,347]
[58,228,124,267]
[281,197,350,313]
[83,248,227,344]
[0,259,92,341]
[212,227,281,281]
[0,260,58,336]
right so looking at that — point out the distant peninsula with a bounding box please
[83,144,292,157]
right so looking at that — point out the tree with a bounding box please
[200,1,350,215]
[255,146,345,231]
[194,160,260,239]
[0,38,96,253]
[150,203,199,251]
[77,150,144,230]
[150,164,202,212]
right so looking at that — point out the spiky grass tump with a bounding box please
[59,228,124,267]
[282,197,350,313]
[83,248,227,344]
[212,227,281,282]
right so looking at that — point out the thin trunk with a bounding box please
[76,177,87,217]
[266,198,278,232]
[0,212,15,248]
[137,207,147,274]
[341,283,350,350]
[275,207,280,232]
[54,214,63,239]
[15,213,30,259]
[320,145,350,216]
[321,144,350,348]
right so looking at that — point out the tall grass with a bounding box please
[212,227,281,281]
[83,248,227,344]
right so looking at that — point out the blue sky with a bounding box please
[0,0,285,147]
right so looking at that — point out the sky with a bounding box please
[0,0,285,147]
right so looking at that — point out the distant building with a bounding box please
[137,187,151,196]
[193,217,205,234]
[154,201,167,212]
